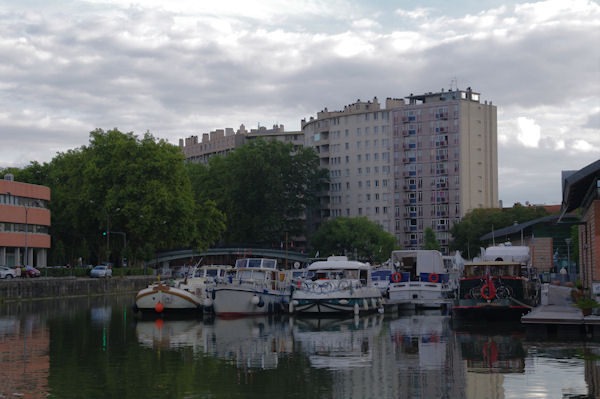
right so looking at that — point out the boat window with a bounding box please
[263,259,277,269]
[235,259,247,268]
[248,259,262,268]
[239,270,253,280]
[359,270,368,286]
[205,269,218,277]
[194,270,205,278]
[252,271,266,280]
[345,270,359,280]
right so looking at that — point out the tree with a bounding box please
[198,139,326,246]
[450,204,549,259]
[11,129,225,266]
[311,217,397,264]
[422,227,441,251]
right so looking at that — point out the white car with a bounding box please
[90,265,112,278]
[0,266,18,279]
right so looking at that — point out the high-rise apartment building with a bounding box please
[302,88,497,253]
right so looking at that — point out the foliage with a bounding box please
[310,217,397,264]
[575,297,599,310]
[422,227,441,251]
[8,129,225,266]
[197,139,326,246]
[449,204,549,259]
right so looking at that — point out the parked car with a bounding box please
[0,266,18,279]
[23,266,41,278]
[90,265,112,278]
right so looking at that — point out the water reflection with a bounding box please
[136,316,294,370]
[0,294,597,398]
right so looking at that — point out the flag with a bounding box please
[291,242,294,248]
[315,251,319,258]
[280,241,284,248]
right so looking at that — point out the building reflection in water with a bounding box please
[0,315,49,398]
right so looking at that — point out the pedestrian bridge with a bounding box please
[148,247,310,267]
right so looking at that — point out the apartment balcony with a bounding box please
[436,169,447,175]
[436,197,449,203]
[435,140,448,148]
[435,112,448,119]
[436,154,447,161]
[436,225,449,231]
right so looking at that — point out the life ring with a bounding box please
[480,284,496,300]
[391,273,402,283]
[428,273,439,283]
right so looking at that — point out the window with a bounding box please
[358,208,363,215]
[345,142,349,150]
[345,129,349,137]
[357,128,361,136]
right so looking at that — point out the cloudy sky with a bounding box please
[1,0,598,206]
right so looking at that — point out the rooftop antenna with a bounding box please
[449,77,458,91]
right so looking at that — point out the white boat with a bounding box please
[386,250,460,309]
[290,256,383,315]
[208,258,292,317]
[134,264,232,314]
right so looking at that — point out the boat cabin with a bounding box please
[391,250,448,283]
[307,256,372,286]
[463,261,522,278]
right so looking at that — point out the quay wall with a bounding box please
[0,276,155,302]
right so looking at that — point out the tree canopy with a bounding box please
[4,129,225,265]
[423,227,441,251]
[449,204,549,259]
[192,138,326,246]
[310,217,397,264]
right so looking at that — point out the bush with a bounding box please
[576,297,599,310]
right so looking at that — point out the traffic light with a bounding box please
[102,231,107,236]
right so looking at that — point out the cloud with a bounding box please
[516,117,541,148]
[0,0,598,206]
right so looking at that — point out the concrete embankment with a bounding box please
[0,276,156,302]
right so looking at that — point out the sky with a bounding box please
[0,0,598,207]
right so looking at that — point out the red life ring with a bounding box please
[481,284,496,300]
[428,273,440,283]
[391,273,402,283]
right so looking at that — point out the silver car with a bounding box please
[0,266,18,279]
[90,265,112,278]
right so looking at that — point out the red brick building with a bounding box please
[561,160,600,292]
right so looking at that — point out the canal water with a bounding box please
[0,294,597,399]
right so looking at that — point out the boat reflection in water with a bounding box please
[135,316,293,370]
[390,311,465,398]
[291,314,384,369]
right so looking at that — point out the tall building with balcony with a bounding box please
[302,88,498,253]
[0,174,51,267]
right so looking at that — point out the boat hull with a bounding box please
[387,281,452,309]
[135,284,203,314]
[292,287,382,315]
[211,286,290,317]
[451,297,532,321]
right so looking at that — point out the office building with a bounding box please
[0,174,51,267]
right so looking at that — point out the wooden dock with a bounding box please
[521,284,600,339]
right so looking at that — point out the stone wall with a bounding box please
[0,276,155,301]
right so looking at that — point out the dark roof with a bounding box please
[480,214,579,241]
[562,159,600,212]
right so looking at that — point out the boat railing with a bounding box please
[296,279,363,293]
[215,276,291,292]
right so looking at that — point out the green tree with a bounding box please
[11,129,225,266]
[198,139,325,245]
[311,217,397,264]
[450,204,549,259]
[423,227,441,250]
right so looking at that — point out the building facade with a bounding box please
[561,160,600,292]
[0,175,51,267]
[179,124,303,164]
[302,88,498,253]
